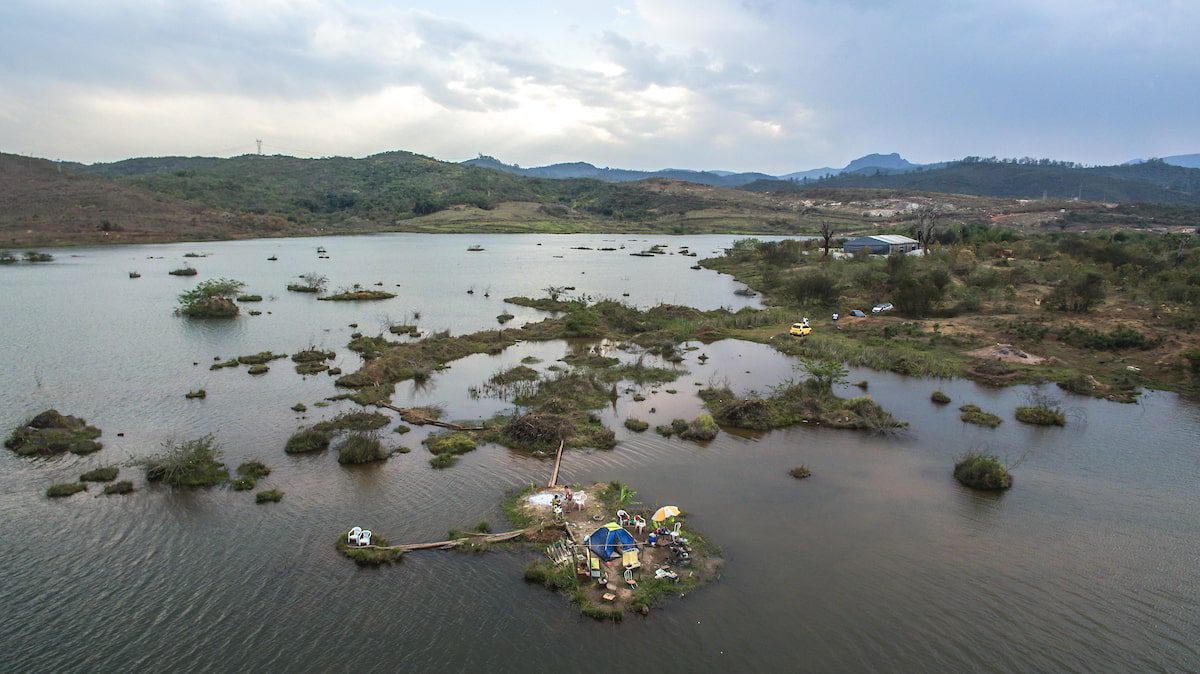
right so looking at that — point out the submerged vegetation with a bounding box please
[6,410,103,456]
[954,452,1013,490]
[47,482,87,498]
[959,404,1002,428]
[80,466,119,482]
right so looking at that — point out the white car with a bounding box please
[872,303,894,313]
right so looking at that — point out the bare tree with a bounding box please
[300,272,327,292]
[819,221,836,257]
[913,207,938,256]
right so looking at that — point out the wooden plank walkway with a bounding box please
[358,524,549,553]
[375,402,485,431]
[547,438,566,487]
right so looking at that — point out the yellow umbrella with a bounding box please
[652,506,681,522]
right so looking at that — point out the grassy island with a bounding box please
[318,285,396,301]
[959,404,1002,428]
[6,410,103,456]
[954,452,1013,490]
[700,380,903,432]
[177,278,244,318]
[137,435,229,487]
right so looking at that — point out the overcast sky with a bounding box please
[1,0,1197,172]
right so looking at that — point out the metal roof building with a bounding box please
[842,234,921,255]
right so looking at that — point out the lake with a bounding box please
[1,233,1197,672]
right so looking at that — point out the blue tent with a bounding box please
[586,523,637,561]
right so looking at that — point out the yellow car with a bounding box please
[789,322,812,337]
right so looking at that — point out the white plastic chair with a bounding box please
[617,509,630,526]
[573,492,588,511]
[670,522,682,541]
[633,515,646,535]
[347,527,362,545]
[358,529,372,546]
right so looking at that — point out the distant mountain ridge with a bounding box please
[741,158,1200,205]
[1124,154,1200,169]
[462,151,929,187]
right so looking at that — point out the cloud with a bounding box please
[0,0,1197,170]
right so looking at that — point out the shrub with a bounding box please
[931,390,951,404]
[959,404,1001,428]
[679,414,719,441]
[1056,324,1149,350]
[1185,349,1200,374]
[1015,406,1066,426]
[624,418,649,432]
[285,428,330,453]
[1047,269,1105,313]
[80,466,118,482]
[429,452,457,469]
[247,364,269,375]
[237,460,271,479]
[523,559,578,592]
[138,435,229,487]
[236,295,263,302]
[954,452,1012,490]
[337,432,389,464]
[789,465,812,479]
[177,278,244,318]
[787,271,840,306]
[47,482,86,498]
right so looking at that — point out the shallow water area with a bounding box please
[1,233,1198,672]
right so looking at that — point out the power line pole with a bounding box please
[256,139,263,155]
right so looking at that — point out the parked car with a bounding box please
[872,303,894,313]
[789,322,812,337]
[849,309,867,318]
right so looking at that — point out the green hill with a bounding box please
[745,159,1200,205]
[79,151,724,223]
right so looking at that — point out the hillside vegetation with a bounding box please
[5,148,1198,248]
[746,158,1200,206]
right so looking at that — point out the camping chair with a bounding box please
[347,527,362,545]
[623,569,638,589]
[621,549,641,570]
[617,509,630,526]
[633,515,646,535]
[358,530,372,546]
[588,553,607,585]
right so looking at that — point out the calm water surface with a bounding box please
[1,233,1197,673]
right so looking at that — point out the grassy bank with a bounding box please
[701,233,1200,399]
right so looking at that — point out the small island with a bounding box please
[177,278,245,318]
[336,482,720,621]
[6,410,103,456]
